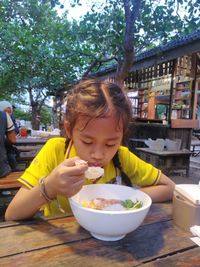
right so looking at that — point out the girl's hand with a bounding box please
[45,157,88,199]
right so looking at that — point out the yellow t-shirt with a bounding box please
[18,137,161,216]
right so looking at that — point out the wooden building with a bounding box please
[91,29,200,174]
[92,30,200,144]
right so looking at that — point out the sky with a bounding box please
[57,0,192,21]
[57,0,94,20]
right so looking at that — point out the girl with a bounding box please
[5,79,175,221]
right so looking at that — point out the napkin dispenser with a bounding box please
[173,184,200,231]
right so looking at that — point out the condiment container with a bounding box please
[173,184,200,231]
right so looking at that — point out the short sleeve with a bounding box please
[6,113,15,132]
[119,146,161,187]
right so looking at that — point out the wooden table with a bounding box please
[136,147,192,176]
[0,171,23,191]
[16,145,40,152]
[0,203,199,266]
[0,171,23,222]
[16,137,49,146]
[15,137,49,167]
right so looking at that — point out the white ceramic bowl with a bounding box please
[69,184,152,241]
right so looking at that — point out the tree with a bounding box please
[14,108,32,122]
[0,0,79,129]
[70,0,200,84]
[1,0,199,129]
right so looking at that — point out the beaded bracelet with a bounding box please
[39,176,53,203]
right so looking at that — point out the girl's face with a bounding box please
[65,115,123,167]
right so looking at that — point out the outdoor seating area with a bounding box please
[0,2,200,266]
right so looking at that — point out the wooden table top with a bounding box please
[0,171,23,190]
[129,138,147,142]
[136,147,192,156]
[16,137,50,146]
[0,203,199,266]
[16,145,41,152]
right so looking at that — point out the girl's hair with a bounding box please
[113,152,132,187]
[64,79,133,186]
[65,79,133,140]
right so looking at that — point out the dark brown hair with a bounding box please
[64,79,133,186]
[65,79,133,140]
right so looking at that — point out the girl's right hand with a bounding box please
[44,157,88,199]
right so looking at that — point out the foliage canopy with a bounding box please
[0,0,199,128]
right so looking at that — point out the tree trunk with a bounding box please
[52,96,60,129]
[115,0,142,86]
[52,109,59,129]
[31,103,41,130]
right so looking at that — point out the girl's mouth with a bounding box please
[88,162,102,167]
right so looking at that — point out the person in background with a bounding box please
[0,101,19,134]
[5,79,175,221]
[0,101,19,170]
[0,111,16,177]
[11,105,20,134]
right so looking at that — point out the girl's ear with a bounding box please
[64,120,71,138]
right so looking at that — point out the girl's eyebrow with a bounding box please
[81,133,121,141]
[106,137,122,141]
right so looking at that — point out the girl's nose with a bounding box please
[91,145,104,160]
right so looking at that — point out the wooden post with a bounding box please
[168,59,177,123]
[148,91,156,119]
[191,53,198,120]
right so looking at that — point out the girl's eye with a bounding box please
[82,140,92,145]
[106,144,116,147]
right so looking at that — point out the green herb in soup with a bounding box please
[122,199,143,209]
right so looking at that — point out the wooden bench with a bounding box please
[16,144,42,168]
[16,151,37,168]
[0,171,23,191]
[16,145,40,152]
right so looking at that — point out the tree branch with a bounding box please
[115,0,142,85]
[82,56,118,77]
